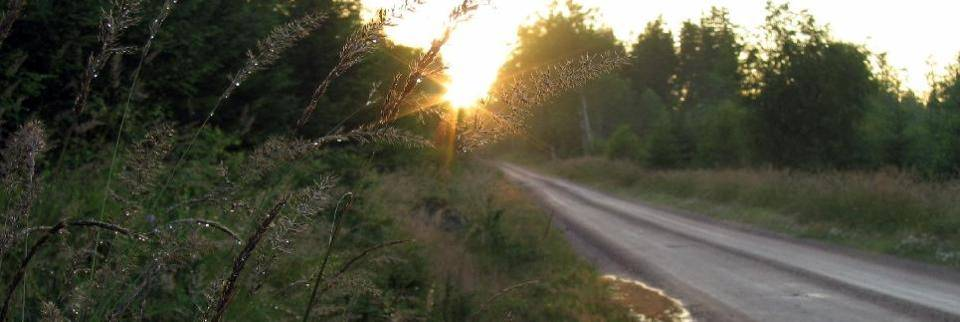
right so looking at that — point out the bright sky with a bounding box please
[361,0,960,106]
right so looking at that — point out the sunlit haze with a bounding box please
[361,0,960,105]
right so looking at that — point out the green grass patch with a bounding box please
[365,163,634,321]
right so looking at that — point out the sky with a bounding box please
[360,0,960,105]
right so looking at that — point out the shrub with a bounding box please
[604,125,643,161]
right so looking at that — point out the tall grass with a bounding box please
[0,0,628,319]
[0,2,447,320]
[366,165,634,321]
[543,157,960,266]
[73,0,144,114]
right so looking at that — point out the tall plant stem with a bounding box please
[94,0,178,279]
[210,196,289,322]
[302,193,353,322]
[1,220,140,320]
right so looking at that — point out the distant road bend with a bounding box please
[500,163,960,322]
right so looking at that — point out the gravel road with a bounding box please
[500,163,960,322]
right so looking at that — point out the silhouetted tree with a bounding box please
[675,7,743,111]
[754,3,874,168]
[627,18,677,103]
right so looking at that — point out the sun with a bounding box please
[361,1,544,110]
[444,84,484,109]
[441,28,505,110]
[439,6,524,109]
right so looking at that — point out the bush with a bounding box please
[604,125,643,161]
[904,108,960,179]
[693,101,752,168]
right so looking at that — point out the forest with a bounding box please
[0,0,958,320]
[507,3,959,178]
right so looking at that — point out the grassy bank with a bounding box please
[529,157,960,268]
[3,151,639,320]
[365,163,635,321]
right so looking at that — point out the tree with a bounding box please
[908,54,960,177]
[501,1,626,157]
[855,54,917,168]
[929,54,960,111]
[675,7,743,111]
[754,3,874,168]
[632,89,681,167]
[0,0,400,148]
[627,18,677,103]
[693,101,752,167]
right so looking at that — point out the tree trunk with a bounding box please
[579,93,594,154]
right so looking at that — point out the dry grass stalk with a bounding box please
[0,0,25,49]
[0,120,46,260]
[472,279,540,320]
[302,239,411,320]
[240,128,431,185]
[312,126,433,150]
[101,0,180,207]
[302,192,353,322]
[1,219,141,320]
[219,12,328,105]
[40,301,67,322]
[74,0,144,114]
[315,239,411,292]
[455,51,630,152]
[166,218,241,242]
[160,11,328,202]
[118,124,175,202]
[296,10,388,131]
[492,50,629,115]
[209,195,290,322]
[99,0,181,226]
[367,0,480,130]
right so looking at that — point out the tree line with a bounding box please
[0,0,429,168]
[503,2,960,179]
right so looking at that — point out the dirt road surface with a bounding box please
[500,164,960,322]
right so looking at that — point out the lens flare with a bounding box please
[362,1,545,109]
[441,18,515,109]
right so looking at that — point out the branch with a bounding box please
[296,12,387,131]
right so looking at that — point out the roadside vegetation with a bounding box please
[530,157,960,268]
[0,0,638,320]
[365,163,635,321]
